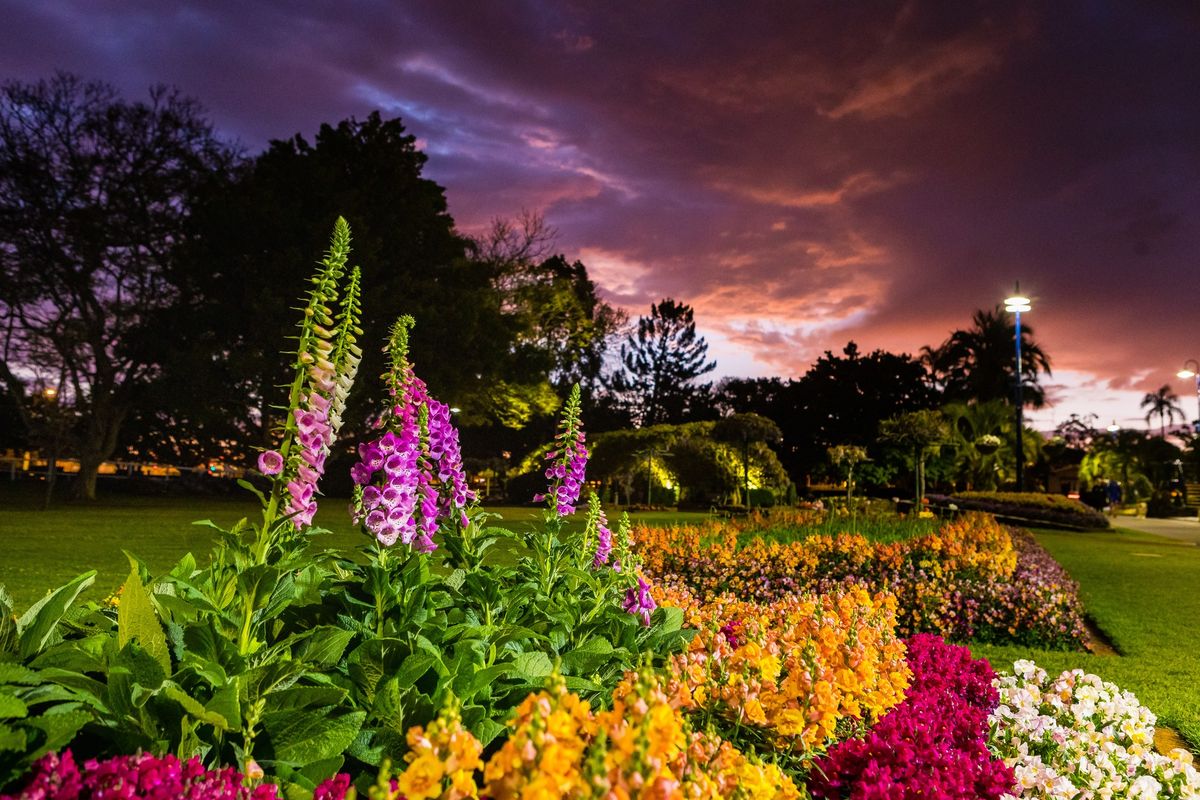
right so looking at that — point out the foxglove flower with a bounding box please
[585,492,612,568]
[262,220,362,531]
[349,316,474,552]
[623,575,657,626]
[257,450,283,476]
[537,384,588,516]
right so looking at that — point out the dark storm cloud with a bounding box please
[4,0,1199,420]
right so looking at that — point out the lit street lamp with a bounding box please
[1177,359,1200,433]
[1004,285,1032,491]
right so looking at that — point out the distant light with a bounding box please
[1004,295,1031,313]
[449,406,462,414]
[42,387,57,400]
[1180,369,1197,379]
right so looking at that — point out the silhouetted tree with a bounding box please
[167,113,595,474]
[924,306,1052,407]
[607,299,716,427]
[879,410,948,504]
[0,73,236,498]
[1141,385,1185,437]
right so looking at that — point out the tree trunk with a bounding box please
[43,443,58,510]
[70,404,126,501]
[916,450,926,506]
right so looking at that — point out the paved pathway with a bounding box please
[1108,515,1200,545]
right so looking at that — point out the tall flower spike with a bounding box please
[585,492,612,569]
[537,384,588,516]
[612,512,632,573]
[349,315,475,551]
[263,217,356,530]
[327,264,363,436]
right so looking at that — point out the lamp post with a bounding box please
[1004,285,1032,492]
[1177,359,1200,434]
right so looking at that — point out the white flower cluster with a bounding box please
[989,659,1200,799]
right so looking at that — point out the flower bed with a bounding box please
[990,660,1200,799]
[810,634,1013,799]
[0,221,1183,800]
[636,513,1086,648]
[658,584,909,766]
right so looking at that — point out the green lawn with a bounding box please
[972,527,1200,748]
[0,490,711,609]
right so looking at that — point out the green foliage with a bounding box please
[586,420,790,507]
[879,409,949,504]
[942,400,1043,491]
[1080,430,1181,503]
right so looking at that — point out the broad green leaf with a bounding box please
[657,606,684,634]
[472,718,507,747]
[464,664,514,699]
[445,569,467,591]
[395,653,437,689]
[0,587,17,654]
[0,724,27,752]
[513,651,553,682]
[561,638,614,674]
[562,676,603,693]
[161,683,231,730]
[117,556,171,677]
[0,664,38,685]
[0,693,27,719]
[207,684,241,730]
[263,686,348,713]
[262,709,365,765]
[26,709,90,760]
[294,626,354,667]
[17,571,96,659]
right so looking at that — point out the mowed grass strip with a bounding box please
[0,491,712,608]
[972,527,1200,750]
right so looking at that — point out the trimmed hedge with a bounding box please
[938,491,1109,531]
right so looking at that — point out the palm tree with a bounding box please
[943,400,1044,490]
[1141,385,1185,437]
[923,306,1052,407]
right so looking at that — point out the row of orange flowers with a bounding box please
[634,512,1017,603]
[379,583,909,799]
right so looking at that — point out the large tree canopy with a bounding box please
[715,343,940,482]
[0,73,236,498]
[161,112,596,470]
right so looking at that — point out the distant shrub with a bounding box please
[946,491,1109,530]
[748,487,777,507]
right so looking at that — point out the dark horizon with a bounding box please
[4,1,1199,429]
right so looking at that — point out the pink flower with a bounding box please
[257,450,284,476]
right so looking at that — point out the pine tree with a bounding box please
[607,299,716,426]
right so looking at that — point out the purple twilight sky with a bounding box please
[4,1,1200,431]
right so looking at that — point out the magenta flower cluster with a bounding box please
[809,635,1013,800]
[350,369,472,552]
[284,390,334,528]
[592,505,613,569]
[0,751,356,800]
[535,386,588,516]
[622,575,657,626]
